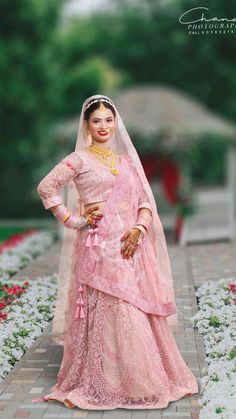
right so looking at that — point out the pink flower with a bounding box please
[228,283,236,293]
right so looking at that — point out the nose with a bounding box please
[100,120,106,129]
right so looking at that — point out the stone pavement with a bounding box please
[187,239,236,287]
[1,237,223,419]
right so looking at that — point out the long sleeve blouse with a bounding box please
[37,149,152,214]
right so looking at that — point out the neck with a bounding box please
[91,140,111,150]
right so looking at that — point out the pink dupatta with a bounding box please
[73,154,177,324]
[51,94,178,347]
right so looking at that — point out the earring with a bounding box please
[87,130,90,136]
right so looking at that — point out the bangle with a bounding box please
[64,214,87,229]
[50,203,87,230]
[52,204,69,222]
[133,224,147,236]
[61,212,72,223]
[136,211,152,231]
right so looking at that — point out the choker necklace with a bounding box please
[89,143,112,159]
[88,144,119,176]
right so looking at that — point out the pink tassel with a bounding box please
[93,230,99,246]
[75,284,87,319]
[75,304,81,319]
[79,306,86,318]
[85,231,92,247]
[85,227,100,247]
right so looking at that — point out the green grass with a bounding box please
[0,227,32,243]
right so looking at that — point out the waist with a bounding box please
[83,200,106,214]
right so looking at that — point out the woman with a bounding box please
[33,95,198,410]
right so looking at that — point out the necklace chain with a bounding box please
[88,144,119,176]
[89,143,112,158]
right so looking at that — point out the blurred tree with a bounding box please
[2,0,236,217]
[0,0,64,217]
[51,17,127,116]
[56,55,124,116]
[69,0,236,121]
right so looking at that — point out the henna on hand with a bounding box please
[120,228,141,259]
[83,206,103,227]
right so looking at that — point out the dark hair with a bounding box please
[84,97,116,121]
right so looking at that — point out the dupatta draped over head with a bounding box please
[52,94,178,346]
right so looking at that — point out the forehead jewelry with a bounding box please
[99,100,106,111]
[84,98,114,112]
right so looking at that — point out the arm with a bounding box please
[37,152,81,210]
[126,155,153,238]
[120,156,153,258]
[37,152,88,229]
[37,152,103,229]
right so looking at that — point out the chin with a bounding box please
[95,136,112,142]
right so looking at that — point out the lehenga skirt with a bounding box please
[46,287,198,410]
[45,209,199,410]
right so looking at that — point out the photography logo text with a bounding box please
[179,7,236,35]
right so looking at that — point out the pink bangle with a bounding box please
[133,225,147,236]
[51,203,87,229]
[136,211,152,231]
[52,204,71,222]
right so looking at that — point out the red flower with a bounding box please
[0,311,8,320]
[228,283,236,293]
[0,229,38,254]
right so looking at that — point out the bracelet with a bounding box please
[52,204,70,222]
[133,224,146,236]
[61,212,72,223]
[64,214,87,229]
[136,210,152,231]
[51,203,87,230]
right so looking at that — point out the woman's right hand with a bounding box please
[83,206,103,228]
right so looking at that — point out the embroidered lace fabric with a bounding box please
[47,285,198,410]
[36,146,198,409]
[37,149,130,209]
[41,185,198,409]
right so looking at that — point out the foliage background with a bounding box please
[1,0,236,217]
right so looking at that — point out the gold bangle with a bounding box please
[61,212,72,223]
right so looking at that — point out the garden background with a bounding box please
[1,1,236,418]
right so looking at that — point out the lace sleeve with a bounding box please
[37,152,82,210]
[125,155,152,213]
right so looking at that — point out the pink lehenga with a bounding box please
[34,94,199,410]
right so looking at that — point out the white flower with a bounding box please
[0,273,57,382]
[191,277,236,419]
[0,232,55,280]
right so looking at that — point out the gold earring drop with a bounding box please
[87,130,90,136]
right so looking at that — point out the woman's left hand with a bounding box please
[120,228,141,259]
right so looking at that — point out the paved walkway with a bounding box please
[1,237,223,419]
[187,239,236,287]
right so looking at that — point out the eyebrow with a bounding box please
[91,117,113,120]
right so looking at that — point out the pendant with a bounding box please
[111,168,119,175]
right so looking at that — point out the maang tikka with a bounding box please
[99,101,106,111]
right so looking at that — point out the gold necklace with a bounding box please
[89,144,112,159]
[88,144,119,176]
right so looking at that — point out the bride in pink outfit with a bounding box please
[34,94,198,410]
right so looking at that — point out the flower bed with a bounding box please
[0,274,57,382]
[0,280,30,321]
[0,229,39,252]
[0,231,55,280]
[191,278,236,419]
